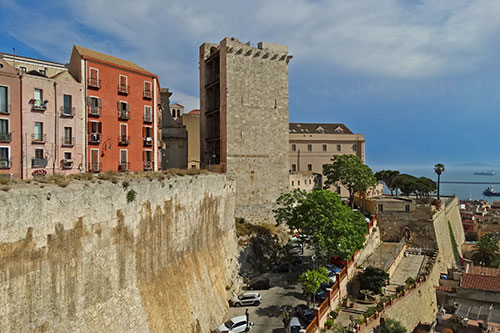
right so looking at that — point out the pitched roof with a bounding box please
[461,273,500,291]
[289,123,353,134]
[468,266,500,277]
[188,109,200,115]
[73,45,155,76]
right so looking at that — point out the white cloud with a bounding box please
[3,0,500,105]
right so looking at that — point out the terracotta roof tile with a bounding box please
[289,123,354,135]
[73,45,155,76]
[436,285,455,292]
[188,109,200,115]
[468,266,500,277]
[461,273,500,291]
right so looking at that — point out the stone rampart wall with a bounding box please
[0,174,237,332]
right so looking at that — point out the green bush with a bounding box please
[126,189,137,203]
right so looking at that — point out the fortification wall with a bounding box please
[0,174,238,332]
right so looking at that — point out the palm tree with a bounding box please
[472,233,500,267]
[434,163,445,201]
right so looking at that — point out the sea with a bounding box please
[378,166,500,203]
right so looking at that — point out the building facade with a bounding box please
[160,89,187,169]
[200,37,292,223]
[183,109,200,169]
[289,123,366,197]
[68,45,159,173]
[0,57,21,179]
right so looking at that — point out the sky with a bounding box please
[2,0,500,170]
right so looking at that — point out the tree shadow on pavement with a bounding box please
[281,290,306,301]
[255,304,284,318]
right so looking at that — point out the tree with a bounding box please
[394,174,418,196]
[434,163,445,201]
[375,170,400,196]
[299,267,330,306]
[374,318,407,333]
[323,154,377,208]
[414,177,436,198]
[357,267,389,294]
[472,233,500,267]
[274,189,367,260]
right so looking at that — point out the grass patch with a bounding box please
[448,221,461,267]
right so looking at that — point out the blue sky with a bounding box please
[2,0,500,169]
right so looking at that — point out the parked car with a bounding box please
[248,278,271,290]
[295,304,314,325]
[330,255,346,267]
[325,264,342,274]
[290,255,302,266]
[315,287,327,302]
[272,262,291,273]
[288,316,302,333]
[217,316,253,333]
[230,292,262,307]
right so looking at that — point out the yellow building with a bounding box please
[183,109,200,169]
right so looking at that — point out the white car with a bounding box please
[230,292,262,307]
[217,315,254,333]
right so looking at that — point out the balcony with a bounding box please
[143,89,152,99]
[144,161,153,171]
[118,84,129,95]
[32,157,48,168]
[89,132,100,144]
[0,132,11,143]
[31,100,47,112]
[144,113,153,123]
[118,135,130,145]
[144,136,153,146]
[88,78,101,89]
[89,162,101,173]
[118,110,129,120]
[118,162,130,172]
[89,105,100,117]
[62,159,73,169]
[0,104,10,114]
[0,159,10,169]
[60,106,75,117]
[61,136,75,147]
[32,133,46,144]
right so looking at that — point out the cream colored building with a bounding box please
[289,123,366,197]
[170,102,184,121]
[183,109,200,168]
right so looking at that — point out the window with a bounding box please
[337,144,341,152]
[119,75,128,94]
[64,152,72,160]
[120,150,128,164]
[352,144,357,152]
[291,181,294,186]
[63,95,72,115]
[177,109,181,118]
[171,109,175,117]
[63,127,72,145]
[298,180,300,186]
[291,144,296,151]
[34,89,43,106]
[144,81,152,98]
[0,147,9,161]
[307,164,312,171]
[322,144,327,151]
[34,122,43,141]
[405,205,410,212]
[378,204,384,212]
[144,126,152,139]
[118,101,129,119]
[120,124,128,143]
[90,121,101,133]
[144,150,152,162]
[144,105,152,122]
[89,68,99,87]
[291,164,296,172]
[336,186,341,194]
[307,144,312,151]
[0,119,8,134]
[0,86,8,114]
[35,149,44,159]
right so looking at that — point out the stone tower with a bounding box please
[199,37,292,223]
[160,88,188,169]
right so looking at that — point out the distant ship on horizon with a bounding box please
[483,186,500,197]
[474,170,496,176]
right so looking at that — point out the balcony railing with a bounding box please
[0,104,10,114]
[144,161,153,171]
[89,162,101,173]
[32,157,48,168]
[61,136,75,147]
[144,113,153,123]
[0,132,11,143]
[62,159,73,169]
[144,136,153,146]
[143,89,152,99]
[118,135,130,145]
[60,106,75,117]
[89,105,100,116]
[88,78,101,89]
[118,110,129,120]
[31,100,47,112]
[0,159,11,169]
[118,84,129,94]
[32,133,46,143]
[89,132,100,144]
[118,162,130,172]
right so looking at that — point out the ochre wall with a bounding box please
[0,173,237,332]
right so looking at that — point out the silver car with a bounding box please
[230,292,262,307]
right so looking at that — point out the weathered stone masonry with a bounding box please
[0,174,237,332]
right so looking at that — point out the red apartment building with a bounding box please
[68,45,159,173]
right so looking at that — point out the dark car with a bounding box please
[330,255,346,268]
[315,287,327,302]
[295,304,315,325]
[290,255,302,266]
[272,262,291,273]
[248,278,271,290]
